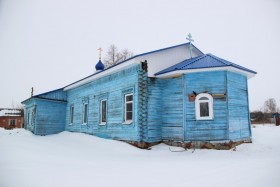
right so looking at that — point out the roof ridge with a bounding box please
[207,54,232,66]
[179,54,207,69]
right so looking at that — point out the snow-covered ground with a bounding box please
[0,125,279,187]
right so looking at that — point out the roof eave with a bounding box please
[155,66,256,79]
[63,60,138,91]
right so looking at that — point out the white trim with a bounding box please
[99,99,107,125]
[195,93,214,120]
[156,66,256,79]
[69,105,74,125]
[82,103,88,125]
[64,60,138,91]
[123,120,132,125]
[124,93,133,124]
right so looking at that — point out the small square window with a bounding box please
[9,119,16,126]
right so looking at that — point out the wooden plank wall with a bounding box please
[65,64,140,141]
[23,100,36,133]
[227,71,251,140]
[161,77,184,141]
[146,78,163,142]
[184,71,228,141]
[35,99,66,135]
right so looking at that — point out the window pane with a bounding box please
[85,105,88,122]
[200,102,209,117]
[126,112,132,120]
[10,119,15,126]
[199,97,209,100]
[83,104,88,123]
[126,103,132,112]
[102,101,106,122]
[70,106,74,124]
[126,95,133,102]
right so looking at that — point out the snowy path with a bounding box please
[0,125,279,187]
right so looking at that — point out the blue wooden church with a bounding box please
[22,39,257,149]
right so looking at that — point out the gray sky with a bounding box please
[0,0,279,111]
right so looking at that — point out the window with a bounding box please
[195,93,214,120]
[82,103,88,124]
[124,94,133,123]
[27,112,30,125]
[9,119,16,126]
[69,105,74,124]
[31,111,35,125]
[100,100,107,125]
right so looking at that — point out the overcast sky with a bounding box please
[0,0,279,111]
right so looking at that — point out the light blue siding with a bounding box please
[147,78,163,142]
[24,100,36,133]
[161,77,184,141]
[65,64,141,141]
[184,71,228,141]
[35,99,66,135]
[23,97,66,135]
[227,71,251,140]
[23,66,252,144]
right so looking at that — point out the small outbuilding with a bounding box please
[0,108,24,129]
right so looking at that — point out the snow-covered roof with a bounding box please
[63,42,203,91]
[0,109,22,117]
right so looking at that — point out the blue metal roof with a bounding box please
[64,42,203,89]
[155,53,257,75]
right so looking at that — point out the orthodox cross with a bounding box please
[98,47,103,60]
[186,33,194,58]
[31,87,34,97]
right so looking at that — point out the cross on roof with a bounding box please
[186,33,194,58]
[98,47,103,60]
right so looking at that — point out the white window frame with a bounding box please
[195,93,214,120]
[100,99,107,125]
[69,105,74,125]
[82,103,88,124]
[27,112,30,125]
[124,93,133,124]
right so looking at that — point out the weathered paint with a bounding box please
[184,71,228,141]
[146,78,163,142]
[65,64,141,141]
[227,71,251,140]
[145,70,251,142]
[23,97,66,135]
[161,76,184,141]
[23,68,252,144]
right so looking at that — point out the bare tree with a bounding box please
[119,49,133,61]
[264,98,278,113]
[103,45,133,68]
